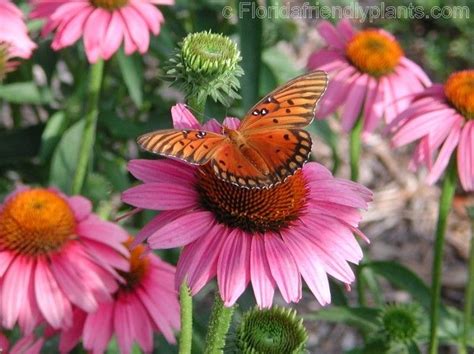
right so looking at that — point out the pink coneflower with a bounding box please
[308,20,431,134]
[390,70,474,191]
[30,0,174,63]
[59,239,180,354]
[122,104,372,308]
[0,187,129,333]
[0,333,44,354]
[0,0,36,80]
[0,0,36,58]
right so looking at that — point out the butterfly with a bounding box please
[137,70,328,189]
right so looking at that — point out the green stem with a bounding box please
[356,264,367,306]
[428,162,457,354]
[461,210,474,353]
[349,115,363,182]
[187,94,207,123]
[179,281,193,354]
[204,293,235,354]
[71,60,104,195]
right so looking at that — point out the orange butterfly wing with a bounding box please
[209,129,312,189]
[238,70,328,131]
[137,129,226,165]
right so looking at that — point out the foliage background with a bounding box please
[0,0,473,352]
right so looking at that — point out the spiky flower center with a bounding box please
[181,31,241,76]
[0,189,75,256]
[380,304,420,343]
[346,30,403,78]
[197,167,308,234]
[118,241,149,291]
[90,0,128,10]
[236,307,308,354]
[444,70,474,120]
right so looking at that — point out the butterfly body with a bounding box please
[137,70,328,189]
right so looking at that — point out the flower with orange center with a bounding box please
[308,20,431,134]
[122,104,372,308]
[30,0,174,63]
[444,70,474,120]
[0,187,129,333]
[390,69,474,191]
[346,30,403,78]
[0,189,75,255]
[59,238,180,354]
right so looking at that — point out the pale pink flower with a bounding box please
[390,70,474,191]
[0,333,44,354]
[59,241,180,354]
[0,0,37,59]
[308,20,431,134]
[30,0,174,63]
[122,104,372,308]
[0,187,129,333]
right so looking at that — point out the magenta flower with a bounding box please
[0,187,129,333]
[30,0,174,63]
[390,70,474,191]
[307,20,431,134]
[0,333,44,354]
[59,240,180,354]
[0,0,36,58]
[122,104,372,308]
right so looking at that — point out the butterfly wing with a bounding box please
[137,129,226,165]
[243,128,312,184]
[238,70,328,131]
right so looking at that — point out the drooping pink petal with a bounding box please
[427,120,462,185]
[83,301,114,353]
[217,230,251,306]
[67,195,92,222]
[458,121,474,191]
[250,235,275,308]
[148,211,215,249]
[121,183,197,210]
[1,256,33,329]
[341,74,369,132]
[34,258,72,329]
[264,235,301,303]
[176,225,227,295]
[282,230,331,305]
[317,20,345,49]
[127,159,195,184]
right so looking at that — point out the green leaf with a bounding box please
[365,261,431,309]
[39,112,67,162]
[0,124,44,163]
[306,306,380,332]
[0,82,52,104]
[50,120,85,193]
[117,49,143,108]
[82,173,112,205]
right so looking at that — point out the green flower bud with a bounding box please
[165,31,243,108]
[378,303,422,344]
[234,306,308,354]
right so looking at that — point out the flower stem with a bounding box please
[187,94,206,123]
[461,209,474,353]
[428,162,457,354]
[349,115,363,182]
[179,281,193,354]
[204,293,235,354]
[71,60,104,195]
